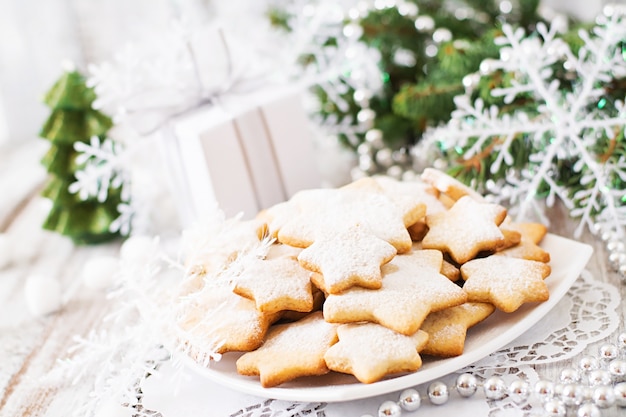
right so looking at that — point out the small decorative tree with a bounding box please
[39,69,123,244]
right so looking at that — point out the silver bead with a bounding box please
[428,381,449,405]
[614,382,626,407]
[391,149,410,164]
[398,388,421,411]
[359,154,374,172]
[589,369,613,386]
[483,376,507,400]
[357,109,376,128]
[397,2,419,17]
[560,367,582,384]
[462,73,481,90]
[343,22,364,39]
[499,0,513,14]
[591,223,603,234]
[593,385,616,408]
[353,89,372,107]
[456,373,478,397]
[609,252,626,264]
[414,15,435,32]
[551,13,569,34]
[554,383,565,397]
[618,332,626,350]
[577,403,601,417]
[579,356,601,373]
[373,0,393,10]
[365,129,384,148]
[479,59,498,75]
[393,48,417,68]
[561,384,584,406]
[432,28,452,44]
[347,7,362,21]
[599,343,619,361]
[508,379,530,404]
[375,148,394,167]
[377,400,401,417]
[581,386,595,402]
[535,380,556,402]
[357,142,372,155]
[609,359,626,381]
[607,240,625,252]
[386,165,404,180]
[401,170,417,182]
[544,399,567,417]
[425,44,438,57]
[433,158,448,170]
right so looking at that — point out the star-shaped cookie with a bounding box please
[421,167,486,202]
[277,186,423,253]
[323,250,467,335]
[180,218,266,295]
[420,302,495,357]
[460,256,551,312]
[177,282,280,356]
[422,195,507,264]
[324,323,429,383]
[412,242,459,280]
[373,175,445,233]
[497,222,550,262]
[232,256,314,314]
[257,188,330,237]
[236,312,338,387]
[298,225,397,294]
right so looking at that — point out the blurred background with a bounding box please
[0,0,609,149]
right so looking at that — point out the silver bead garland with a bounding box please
[361,333,626,417]
[593,222,626,282]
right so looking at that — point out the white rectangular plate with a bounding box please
[186,233,593,402]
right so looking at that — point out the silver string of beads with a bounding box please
[593,222,626,282]
[362,333,626,417]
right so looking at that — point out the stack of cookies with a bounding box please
[176,168,552,387]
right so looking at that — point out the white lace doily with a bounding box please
[469,269,621,370]
[140,270,621,417]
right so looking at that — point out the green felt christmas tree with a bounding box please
[39,69,123,244]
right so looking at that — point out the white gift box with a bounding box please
[160,84,322,225]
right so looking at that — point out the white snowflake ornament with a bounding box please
[421,9,626,276]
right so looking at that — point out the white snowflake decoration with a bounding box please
[422,7,626,276]
[68,135,134,236]
[45,238,180,417]
[69,136,130,203]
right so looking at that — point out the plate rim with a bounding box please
[184,233,593,402]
